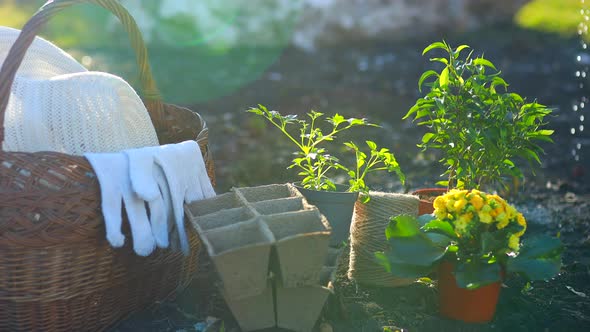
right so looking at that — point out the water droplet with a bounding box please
[584,43,588,49]
[583,72,588,78]
[571,128,577,134]
[577,143,582,149]
[572,149,577,156]
[580,125,585,131]
[581,83,585,89]
[576,155,580,161]
[576,70,581,77]
[574,105,579,111]
[578,55,582,61]
[581,102,586,108]
[581,115,585,121]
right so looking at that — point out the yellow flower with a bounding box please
[478,211,493,224]
[453,190,468,200]
[433,196,446,211]
[469,194,484,211]
[508,234,520,251]
[435,209,448,220]
[506,204,518,220]
[445,197,456,212]
[496,212,509,229]
[454,198,468,212]
[515,213,527,237]
[455,219,469,235]
[490,206,504,218]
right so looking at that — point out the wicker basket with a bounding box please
[0,0,215,331]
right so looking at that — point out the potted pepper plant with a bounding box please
[248,105,405,246]
[405,41,554,213]
[375,189,563,323]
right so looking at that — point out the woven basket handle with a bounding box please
[0,0,164,145]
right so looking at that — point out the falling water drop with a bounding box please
[581,115,585,121]
[576,70,581,77]
[578,143,582,149]
[580,125,585,131]
[571,128,577,135]
[574,105,579,111]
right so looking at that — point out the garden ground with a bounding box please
[107,24,590,332]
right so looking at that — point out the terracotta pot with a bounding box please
[438,261,502,323]
[412,188,448,215]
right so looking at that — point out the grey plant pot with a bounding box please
[275,283,333,332]
[294,183,359,247]
[223,284,275,332]
[264,209,331,287]
[200,219,274,300]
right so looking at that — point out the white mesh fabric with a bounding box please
[1,26,160,154]
[0,26,87,78]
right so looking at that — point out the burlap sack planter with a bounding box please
[275,281,333,332]
[192,207,256,232]
[252,197,305,215]
[200,219,274,299]
[185,192,243,219]
[294,183,359,247]
[265,209,331,287]
[223,283,275,332]
[348,192,419,287]
[238,183,299,203]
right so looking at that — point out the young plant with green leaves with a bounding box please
[248,105,405,200]
[405,41,553,190]
[375,189,563,289]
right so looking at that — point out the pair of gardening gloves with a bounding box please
[85,140,215,256]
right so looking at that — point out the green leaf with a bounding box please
[422,219,457,239]
[454,260,502,289]
[507,235,563,281]
[523,148,542,164]
[422,41,448,55]
[473,58,497,70]
[330,113,346,126]
[385,236,447,267]
[366,140,378,150]
[421,132,435,144]
[385,215,422,239]
[536,129,554,136]
[439,67,450,87]
[453,44,470,58]
[430,57,449,65]
[418,70,439,92]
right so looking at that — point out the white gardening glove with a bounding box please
[85,152,156,256]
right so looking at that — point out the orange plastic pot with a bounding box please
[412,188,447,215]
[438,261,502,323]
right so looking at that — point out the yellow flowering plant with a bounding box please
[376,189,563,289]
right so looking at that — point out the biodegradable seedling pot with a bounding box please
[192,206,256,232]
[294,183,358,247]
[200,219,274,299]
[238,183,296,202]
[252,197,305,215]
[275,283,333,332]
[223,284,275,331]
[185,191,243,218]
[412,188,447,215]
[265,209,331,287]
